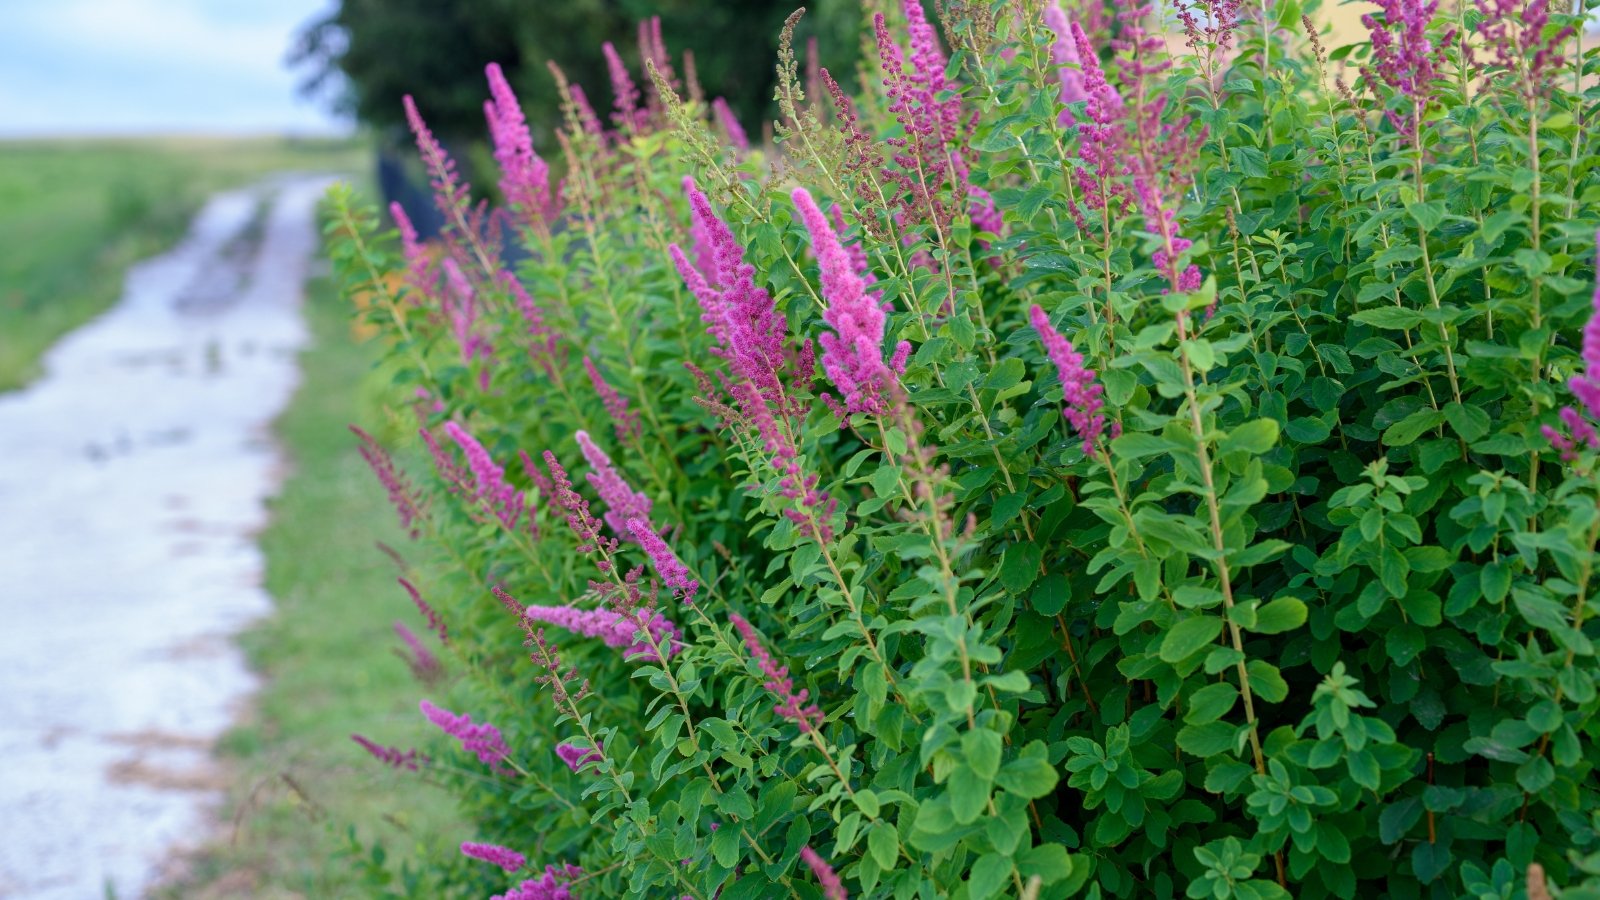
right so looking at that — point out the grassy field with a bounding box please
[0,136,366,390]
[156,268,462,897]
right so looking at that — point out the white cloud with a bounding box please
[0,0,345,135]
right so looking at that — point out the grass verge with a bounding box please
[0,136,366,390]
[155,261,460,898]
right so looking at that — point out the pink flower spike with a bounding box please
[729,613,823,732]
[602,41,642,131]
[584,356,641,444]
[399,578,447,644]
[575,430,653,540]
[485,63,559,229]
[801,846,848,900]
[791,187,908,417]
[1548,230,1600,463]
[461,841,527,873]
[712,97,750,152]
[350,426,422,538]
[628,518,698,604]
[492,865,583,900]
[394,621,441,682]
[351,734,426,771]
[419,700,516,776]
[523,603,682,662]
[441,258,491,369]
[1042,1,1088,122]
[673,178,790,406]
[555,740,604,773]
[1029,305,1110,454]
[389,202,435,301]
[442,421,524,530]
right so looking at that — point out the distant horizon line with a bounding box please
[0,125,360,142]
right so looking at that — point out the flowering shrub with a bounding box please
[327,1,1600,897]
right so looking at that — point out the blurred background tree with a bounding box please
[291,0,864,149]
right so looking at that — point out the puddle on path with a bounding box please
[0,176,334,899]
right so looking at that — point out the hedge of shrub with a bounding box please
[326,0,1600,896]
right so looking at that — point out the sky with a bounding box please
[0,0,350,136]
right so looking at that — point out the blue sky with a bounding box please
[0,0,349,136]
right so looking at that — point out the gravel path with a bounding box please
[0,176,333,899]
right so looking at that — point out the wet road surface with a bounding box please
[0,176,332,898]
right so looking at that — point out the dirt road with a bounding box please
[0,176,332,899]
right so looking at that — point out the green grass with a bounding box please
[155,270,461,898]
[0,136,367,390]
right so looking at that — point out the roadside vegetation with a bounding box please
[154,269,462,898]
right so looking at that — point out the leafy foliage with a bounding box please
[324,0,1600,897]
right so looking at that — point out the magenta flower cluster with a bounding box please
[394,621,442,682]
[484,63,560,230]
[670,178,790,408]
[402,94,473,228]
[627,517,698,603]
[602,41,642,132]
[502,271,562,379]
[575,429,654,540]
[522,603,682,662]
[1042,1,1088,123]
[1361,0,1454,139]
[793,187,910,417]
[442,421,526,531]
[1029,305,1115,453]
[491,864,583,900]
[871,0,996,244]
[398,577,448,644]
[419,699,516,777]
[350,734,426,771]
[1474,0,1575,99]
[461,841,528,873]
[712,97,749,153]
[389,202,437,302]
[555,740,604,773]
[583,356,641,444]
[351,426,422,538]
[441,258,492,372]
[1544,231,1600,461]
[801,846,848,900]
[730,613,823,732]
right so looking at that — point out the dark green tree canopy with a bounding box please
[292,0,861,145]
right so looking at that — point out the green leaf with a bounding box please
[1160,616,1224,663]
[711,818,742,867]
[996,757,1059,799]
[1347,748,1381,790]
[867,821,899,869]
[1251,597,1307,634]
[1176,721,1236,757]
[963,729,1004,780]
[1412,841,1453,883]
[969,853,1012,900]
[1352,307,1426,330]
[1230,145,1268,177]
[1030,573,1069,616]
[1018,844,1083,888]
[1185,682,1240,725]
[1407,200,1447,231]
[1443,402,1490,442]
[1111,432,1178,461]
[1246,660,1289,702]
[1222,419,1280,455]
[1383,409,1445,447]
[999,542,1043,593]
[950,766,992,824]
[853,788,881,818]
